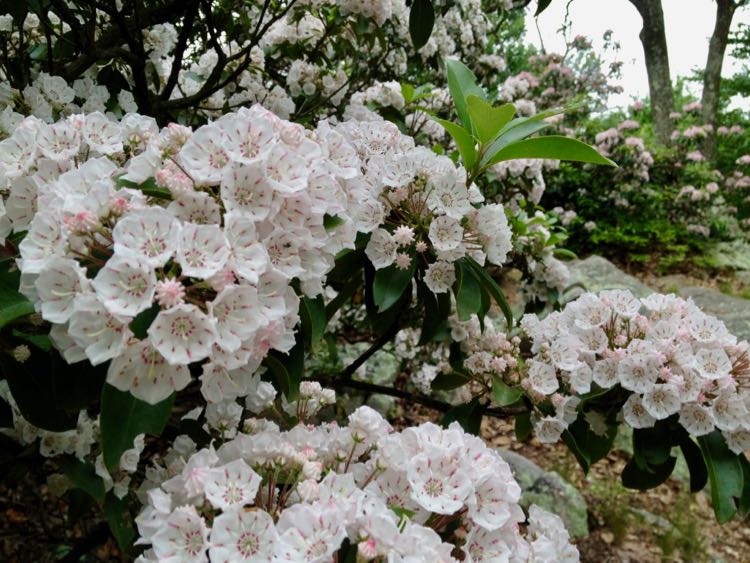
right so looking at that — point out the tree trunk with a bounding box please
[701,0,739,161]
[629,0,674,145]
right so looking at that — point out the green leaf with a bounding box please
[300,295,327,349]
[491,376,522,406]
[104,492,135,551]
[431,371,472,391]
[678,435,708,493]
[0,285,34,330]
[409,0,435,50]
[401,83,415,104]
[58,457,105,502]
[739,455,750,515]
[432,117,477,169]
[515,412,532,441]
[479,115,556,168]
[553,248,578,261]
[699,431,744,523]
[621,456,676,490]
[485,136,616,168]
[633,425,672,468]
[323,214,346,231]
[453,261,482,321]
[373,260,416,312]
[461,257,513,328]
[128,303,160,339]
[441,397,484,435]
[445,59,486,131]
[264,336,304,401]
[562,417,617,474]
[116,176,172,200]
[100,384,174,472]
[418,281,451,345]
[535,0,553,15]
[466,96,515,144]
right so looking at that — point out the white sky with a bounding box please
[525,0,750,112]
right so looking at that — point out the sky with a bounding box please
[525,0,750,112]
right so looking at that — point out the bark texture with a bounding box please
[629,0,674,145]
[701,0,741,161]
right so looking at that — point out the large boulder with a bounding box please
[706,240,750,270]
[566,256,652,299]
[497,449,589,538]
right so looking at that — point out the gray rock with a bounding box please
[497,449,589,537]
[566,256,652,299]
[678,287,750,341]
[706,240,750,270]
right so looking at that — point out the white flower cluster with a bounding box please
[135,406,578,562]
[521,290,750,450]
[336,119,512,294]
[1,105,399,405]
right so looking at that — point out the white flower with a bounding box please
[148,304,218,365]
[35,257,90,323]
[92,255,157,317]
[694,347,733,380]
[467,473,521,531]
[209,285,262,353]
[275,504,347,562]
[37,121,80,161]
[83,112,123,154]
[426,172,473,219]
[428,215,464,252]
[221,161,275,220]
[113,207,180,267]
[264,143,309,194]
[712,389,748,432]
[348,405,392,444]
[68,295,132,365]
[107,340,191,404]
[407,452,472,514]
[528,504,579,562]
[476,204,512,265]
[617,355,660,393]
[120,434,146,473]
[534,416,566,443]
[622,394,656,429]
[600,289,641,318]
[151,506,209,562]
[423,261,455,294]
[177,223,230,279]
[245,374,277,413]
[365,228,397,269]
[463,526,521,563]
[679,403,715,436]
[18,211,66,274]
[641,384,681,419]
[178,124,229,185]
[592,358,619,388]
[225,211,269,285]
[527,360,559,395]
[167,191,221,224]
[204,459,262,510]
[723,429,750,455]
[208,508,279,561]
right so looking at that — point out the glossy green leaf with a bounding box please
[323,214,346,231]
[418,281,451,345]
[515,412,533,441]
[116,176,172,200]
[129,303,160,339]
[432,117,477,169]
[678,435,708,493]
[441,397,484,435]
[466,95,515,144]
[454,261,482,321]
[491,376,522,406]
[621,455,676,490]
[699,431,744,523]
[485,135,616,168]
[479,116,555,168]
[461,257,513,328]
[535,0,553,15]
[100,384,174,472]
[300,295,327,349]
[445,59,486,131]
[58,456,105,502]
[265,337,304,402]
[373,259,416,312]
[431,371,472,391]
[409,0,435,50]
[563,417,617,474]
[104,492,135,551]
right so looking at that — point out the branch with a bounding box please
[325,377,528,418]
